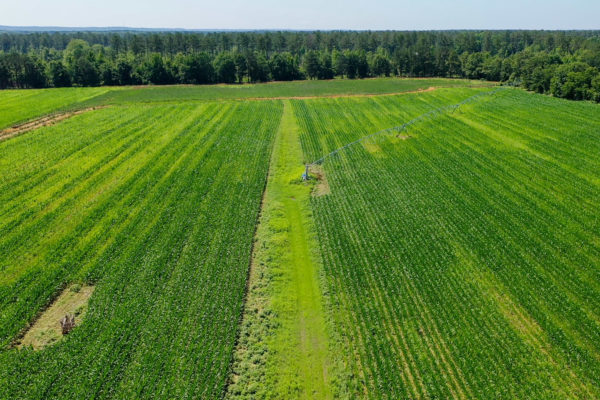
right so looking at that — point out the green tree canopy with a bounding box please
[214,53,236,83]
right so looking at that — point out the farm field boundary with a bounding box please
[227,100,353,399]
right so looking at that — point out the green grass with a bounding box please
[0,100,282,398]
[227,101,345,399]
[92,78,491,104]
[0,78,491,129]
[0,87,111,129]
[294,89,600,399]
[0,79,488,130]
[1,79,598,399]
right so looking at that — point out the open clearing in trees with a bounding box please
[0,78,598,399]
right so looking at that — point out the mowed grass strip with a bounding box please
[227,101,347,399]
[293,89,600,399]
[0,100,282,399]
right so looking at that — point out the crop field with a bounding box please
[92,77,490,104]
[294,89,600,398]
[0,99,281,398]
[0,79,598,399]
[0,87,110,129]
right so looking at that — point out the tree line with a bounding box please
[0,30,599,102]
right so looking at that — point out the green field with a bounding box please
[0,87,111,129]
[295,89,600,398]
[0,99,281,398]
[93,77,487,104]
[0,79,598,399]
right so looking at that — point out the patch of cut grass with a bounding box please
[227,101,353,399]
[17,284,95,350]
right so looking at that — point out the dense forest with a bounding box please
[1,30,599,102]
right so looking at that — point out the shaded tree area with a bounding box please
[0,30,599,102]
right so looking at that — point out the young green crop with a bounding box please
[293,89,600,399]
[0,87,110,129]
[0,100,282,399]
[94,78,491,104]
[1,79,598,399]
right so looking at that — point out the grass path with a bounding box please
[227,101,336,399]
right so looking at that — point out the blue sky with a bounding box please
[2,0,599,30]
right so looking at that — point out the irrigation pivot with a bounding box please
[307,87,507,169]
[302,164,310,181]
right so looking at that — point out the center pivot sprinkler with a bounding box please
[302,164,310,181]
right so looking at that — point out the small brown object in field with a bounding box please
[60,314,76,335]
[16,284,94,349]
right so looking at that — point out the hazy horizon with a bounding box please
[2,0,599,31]
[2,26,600,33]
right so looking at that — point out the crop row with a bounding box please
[0,100,282,398]
[293,90,600,399]
[0,87,109,130]
[292,87,490,163]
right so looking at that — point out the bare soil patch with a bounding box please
[15,284,95,350]
[0,106,107,142]
[310,165,331,197]
[397,134,412,140]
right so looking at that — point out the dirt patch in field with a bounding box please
[310,165,331,197]
[15,284,95,350]
[362,142,382,155]
[397,134,412,140]
[0,106,107,142]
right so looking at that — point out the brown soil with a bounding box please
[0,106,107,142]
[15,284,95,350]
[310,165,331,197]
[397,134,412,140]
